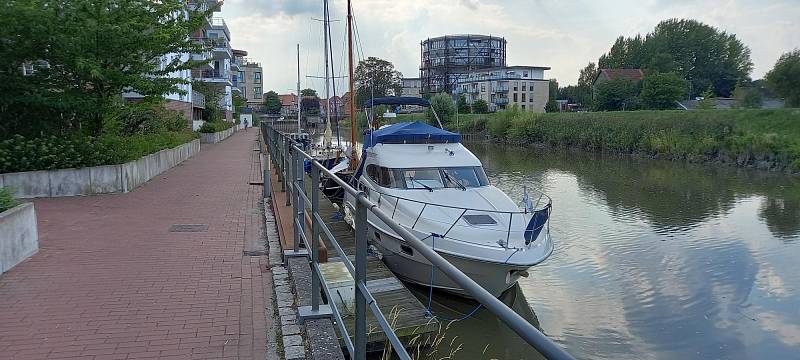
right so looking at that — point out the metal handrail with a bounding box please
[370,187,552,214]
[261,124,576,360]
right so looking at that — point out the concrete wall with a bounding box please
[0,202,38,274]
[1,139,200,199]
[200,127,236,144]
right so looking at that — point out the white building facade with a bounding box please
[454,65,550,112]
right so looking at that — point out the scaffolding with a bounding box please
[420,34,507,96]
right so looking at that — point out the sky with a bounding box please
[220,0,800,96]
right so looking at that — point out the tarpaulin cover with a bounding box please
[362,121,461,149]
[363,97,431,108]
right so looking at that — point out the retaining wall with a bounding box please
[1,139,200,198]
[200,127,236,144]
[0,203,38,274]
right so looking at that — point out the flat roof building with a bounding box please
[454,65,551,112]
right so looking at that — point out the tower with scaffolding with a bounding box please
[419,34,507,96]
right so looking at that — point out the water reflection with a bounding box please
[462,144,800,360]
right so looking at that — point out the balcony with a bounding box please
[230,58,241,71]
[469,88,480,94]
[494,98,509,105]
[209,38,231,59]
[191,52,213,70]
[210,17,231,40]
[192,90,205,109]
[196,69,232,86]
[493,85,509,92]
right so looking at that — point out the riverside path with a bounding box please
[0,130,279,359]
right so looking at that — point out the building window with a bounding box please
[481,85,486,92]
[513,81,518,91]
[522,93,526,102]
[239,71,245,83]
[513,93,518,102]
[523,71,529,78]
[522,84,526,91]
[254,87,262,98]
[521,104,526,110]
[254,72,261,83]
[243,88,247,98]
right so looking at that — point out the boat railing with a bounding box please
[261,123,575,360]
[371,189,552,249]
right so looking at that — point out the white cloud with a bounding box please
[220,0,800,94]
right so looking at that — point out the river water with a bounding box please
[414,143,800,360]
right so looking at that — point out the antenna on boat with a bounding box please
[347,0,359,169]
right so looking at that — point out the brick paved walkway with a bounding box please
[0,131,277,360]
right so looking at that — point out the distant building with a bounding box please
[320,96,344,119]
[455,65,550,112]
[279,94,297,117]
[400,78,424,113]
[420,34,507,96]
[232,50,263,109]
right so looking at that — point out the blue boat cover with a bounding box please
[364,97,431,108]
[362,121,461,149]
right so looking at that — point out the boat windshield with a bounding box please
[366,164,489,189]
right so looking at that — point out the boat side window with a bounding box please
[366,164,380,184]
[378,167,404,188]
[474,166,490,186]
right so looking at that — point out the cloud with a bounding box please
[225,0,318,17]
[460,0,479,10]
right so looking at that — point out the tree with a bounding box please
[472,99,489,114]
[354,57,403,108]
[548,79,559,101]
[640,72,688,109]
[457,95,471,114]
[545,100,559,112]
[575,62,598,107]
[301,88,318,97]
[697,88,716,110]
[593,78,640,111]
[263,91,282,115]
[765,49,800,107]
[301,96,320,117]
[193,80,225,122]
[426,93,455,126]
[232,91,246,120]
[733,82,762,109]
[0,0,216,136]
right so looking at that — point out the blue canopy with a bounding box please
[363,121,461,149]
[364,97,431,108]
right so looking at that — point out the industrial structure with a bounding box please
[419,34,507,96]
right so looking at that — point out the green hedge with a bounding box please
[472,108,800,171]
[0,131,198,174]
[0,187,18,212]
[198,121,234,133]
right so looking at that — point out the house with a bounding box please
[279,94,297,117]
[232,49,263,109]
[319,96,344,119]
[592,69,645,99]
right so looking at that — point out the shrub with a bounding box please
[0,131,198,173]
[198,121,234,133]
[0,187,18,213]
[426,93,455,126]
[472,99,489,114]
[108,101,188,135]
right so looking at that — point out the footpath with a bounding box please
[0,130,278,359]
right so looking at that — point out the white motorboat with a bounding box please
[342,101,553,297]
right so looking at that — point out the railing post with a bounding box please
[354,193,368,360]
[284,138,291,206]
[310,165,321,310]
[293,148,303,253]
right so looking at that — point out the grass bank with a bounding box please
[460,109,800,172]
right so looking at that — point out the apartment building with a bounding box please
[454,65,550,112]
[233,49,264,109]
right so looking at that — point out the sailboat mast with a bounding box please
[347,0,356,159]
[323,0,331,130]
[296,44,301,132]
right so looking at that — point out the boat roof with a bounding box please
[364,97,431,108]
[367,143,481,168]
[363,121,461,149]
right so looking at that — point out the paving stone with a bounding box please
[281,315,297,326]
[283,334,304,348]
[283,324,302,336]
[284,345,306,360]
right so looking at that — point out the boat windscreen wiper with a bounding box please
[442,170,466,191]
[408,177,433,192]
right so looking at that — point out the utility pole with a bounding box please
[296,44,302,133]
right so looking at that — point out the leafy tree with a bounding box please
[696,88,716,110]
[301,96,320,117]
[594,19,753,97]
[640,72,688,109]
[548,79,559,101]
[0,0,216,137]
[457,95,471,114]
[732,82,762,109]
[263,91,282,114]
[545,99,559,112]
[301,88,318,97]
[574,62,598,107]
[426,93,455,126]
[193,81,225,122]
[232,91,246,119]
[472,99,489,114]
[765,49,800,107]
[593,78,640,111]
[354,57,403,108]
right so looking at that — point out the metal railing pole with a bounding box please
[284,138,291,206]
[354,193,368,360]
[293,149,303,253]
[310,166,321,311]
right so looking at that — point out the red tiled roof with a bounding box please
[598,69,645,82]
[278,94,296,106]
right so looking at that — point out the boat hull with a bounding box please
[368,224,532,298]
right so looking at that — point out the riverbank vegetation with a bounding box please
[452,108,800,172]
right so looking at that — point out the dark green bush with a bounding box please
[0,187,18,213]
[0,131,198,173]
[110,101,188,135]
[198,121,234,133]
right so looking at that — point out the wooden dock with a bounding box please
[267,151,438,353]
